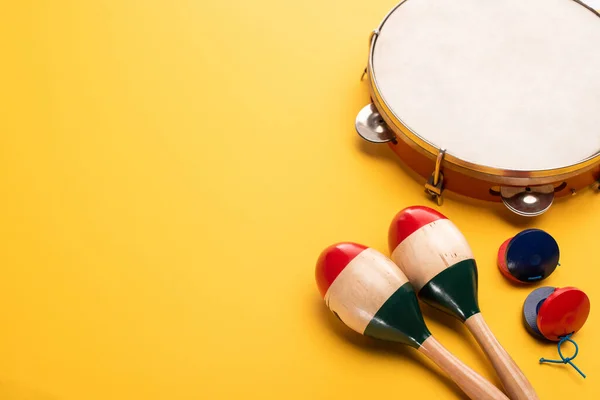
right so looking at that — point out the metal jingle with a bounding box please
[500,185,555,217]
[355,104,396,144]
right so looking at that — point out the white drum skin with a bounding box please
[363,0,600,202]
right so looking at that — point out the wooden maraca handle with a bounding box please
[418,336,509,400]
[465,313,539,400]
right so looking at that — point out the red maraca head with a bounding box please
[388,206,447,253]
[315,242,367,298]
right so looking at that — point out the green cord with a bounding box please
[539,333,586,378]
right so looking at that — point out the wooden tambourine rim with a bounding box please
[366,0,600,186]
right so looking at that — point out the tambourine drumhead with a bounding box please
[371,0,600,171]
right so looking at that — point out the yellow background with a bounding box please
[0,1,598,399]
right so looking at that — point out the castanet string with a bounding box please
[539,333,586,379]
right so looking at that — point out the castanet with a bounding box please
[316,242,508,400]
[497,228,559,284]
[523,286,590,378]
[388,206,538,400]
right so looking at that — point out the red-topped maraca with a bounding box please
[316,242,508,400]
[388,206,538,400]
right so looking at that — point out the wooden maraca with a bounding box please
[316,242,509,400]
[388,206,538,400]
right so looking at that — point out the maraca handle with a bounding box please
[418,336,509,400]
[465,313,539,400]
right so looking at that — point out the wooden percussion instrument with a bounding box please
[497,229,560,284]
[388,206,538,400]
[523,286,590,377]
[316,242,509,400]
[523,287,590,342]
[356,0,600,216]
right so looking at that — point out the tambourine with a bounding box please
[497,229,560,283]
[523,287,591,377]
[355,0,600,216]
